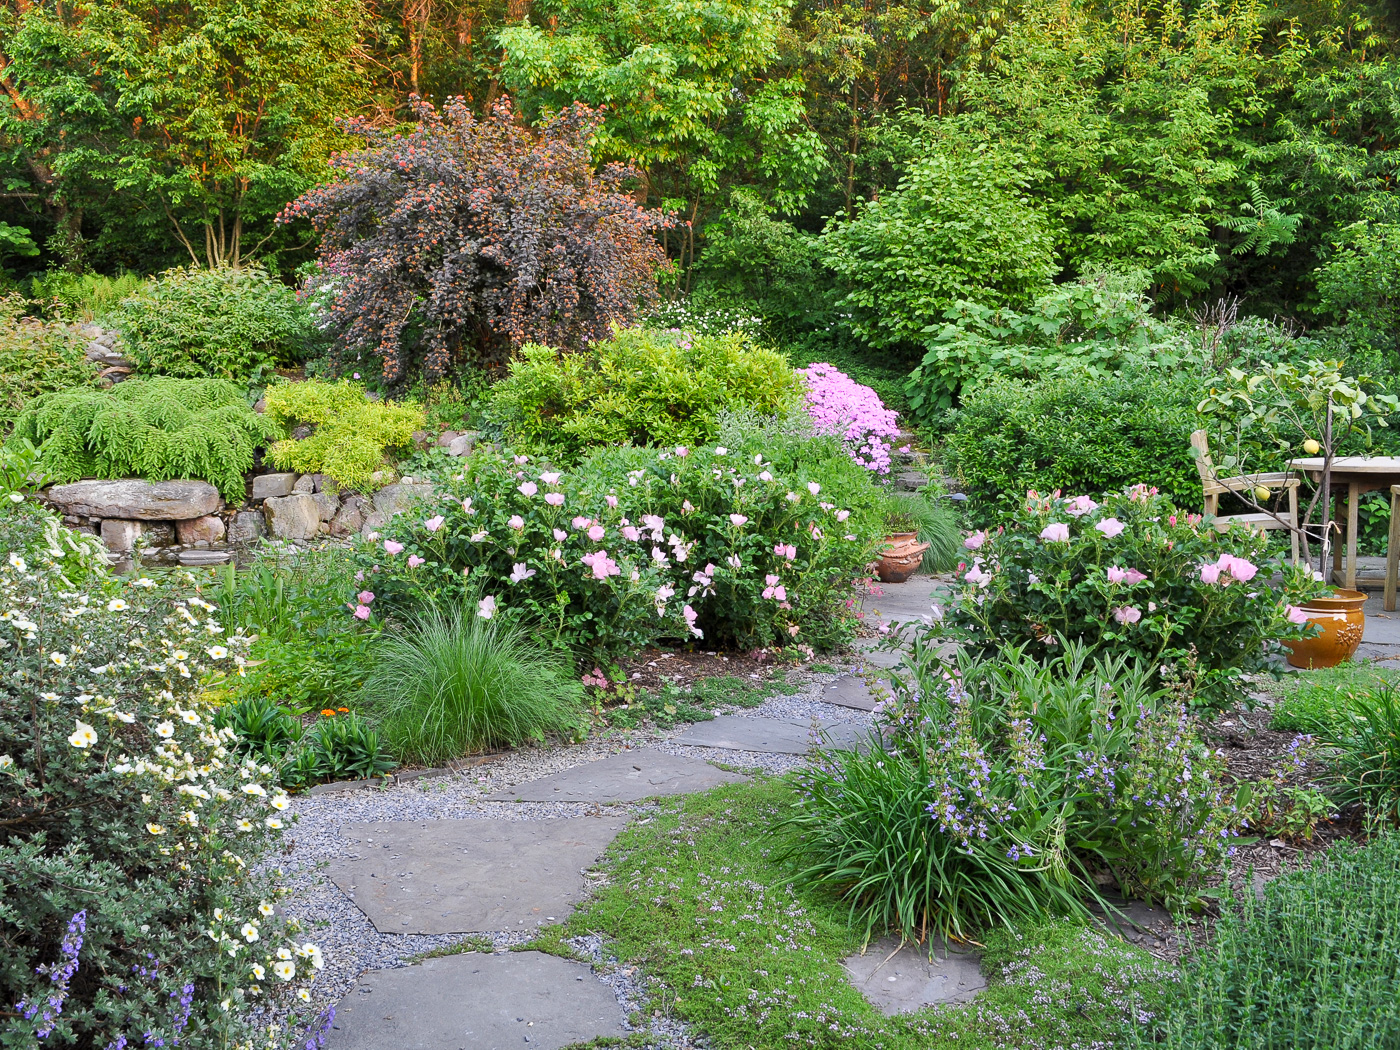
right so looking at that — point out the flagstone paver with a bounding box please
[842,936,987,1014]
[330,818,622,935]
[486,747,746,803]
[672,714,865,754]
[326,951,626,1050]
[819,675,886,712]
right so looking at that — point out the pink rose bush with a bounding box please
[935,486,1312,705]
[353,444,884,655]
[797,363,901,474]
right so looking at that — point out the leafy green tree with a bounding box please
[820,147,1057,352]
[0,0,368,268]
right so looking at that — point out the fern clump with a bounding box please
[263,379,424,491]
[11,378,279,501]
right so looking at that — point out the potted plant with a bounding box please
[1278,561,1366,669]
[1198,360,1397,660]
[877,509,929,584]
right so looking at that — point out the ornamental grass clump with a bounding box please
[942,485,1309,705]
[362,610,585,764]
[784,644,1241,943]
[0,505,326,1047]
[796,362,901,474]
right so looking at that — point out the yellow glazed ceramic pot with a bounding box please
[1283,589,1367,669]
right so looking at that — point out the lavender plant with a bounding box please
[0,506,325,1048]
[783,644,1242,943]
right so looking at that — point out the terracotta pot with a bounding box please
[1283,589,1367,669]
[876,531,930,584]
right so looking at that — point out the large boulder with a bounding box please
[99,519,142,553]
[46,479,221,521]
[251,473,297,501]
[361,481,434,534]
[228,510,265,544]
[176,515,226,545]
[263,494,321,541]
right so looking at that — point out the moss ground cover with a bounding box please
[551,778,1171,1050]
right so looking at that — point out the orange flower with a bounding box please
[320,709,336,717]
[337,707,349,713]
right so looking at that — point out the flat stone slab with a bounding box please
[672,714,864,755]
[819,675,889,712]
[330,818,621,934]
[487,748,745,803]
[843,937,986,1014]
[44,478,221,520]
[327,951,625,1050]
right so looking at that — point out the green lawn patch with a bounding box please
[1269,662,1399,732]
[554,778,1171,1049]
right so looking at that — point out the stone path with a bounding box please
[306,653,884,1049]
[842,937,987,1015]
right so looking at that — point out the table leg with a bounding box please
[1332,490,1344,581]
[1347,481,1361,591]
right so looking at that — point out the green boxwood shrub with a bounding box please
[490,327,804,461]
[0,507,325,1047]
[358,438,885,656]
[11,377,279,502]
[946,368,1204,523]
[263,379,424,491]
[113,265,316,380]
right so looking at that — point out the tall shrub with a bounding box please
[491,327,802,461]
[283,97,672,380]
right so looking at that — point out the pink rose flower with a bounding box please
[407,555,424,568]
[477,595,497,619]
[807,482,821,495]
[964,530,987,550]
[759,471,773,482]
[729,514,748,527]
[1113,606,1142,624]
[1094,518,1126,539]
[606,495,618,508]
[1065,495,1100,518]
[518,482,538,497]
[353,604,371,620]
[384,540,404,554]
[1199,562,1222,584]
[357,591,375,604]
[1040,523,1070,543]
[588,525,606,541]
[508,515,525,530]
[424,515,445,532]
[540,472,562,484]
[1286,604,1309,625]
[621,526,641,541]
[544,493,565,506]
[835,509,850,522]
[553,528,568,541]
[675,446,689,457]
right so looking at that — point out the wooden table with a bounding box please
[1292,457,1400,590]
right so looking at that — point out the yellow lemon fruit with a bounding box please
[1303,439,1321,455]
[1254,486,1272,502]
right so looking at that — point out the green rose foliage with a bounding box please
[946,369,1204,523]
[944,487,1306,705]
[490,327,805,462]
[0,507,326,1049]
[114,266,317,381]
[0,295,98,434]
[357,441,884,657]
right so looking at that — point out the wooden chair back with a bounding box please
[1190,430,1216,488]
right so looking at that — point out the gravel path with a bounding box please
[277,664,877,1046]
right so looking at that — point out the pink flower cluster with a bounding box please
[1199,553,1258,585]
[797,363,901,474]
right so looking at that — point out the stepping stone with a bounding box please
[673,715,865,755]
[819,675,886,712]
[859,647,906,671]
[330,818,621,935]
[1089,893,1181,950]
[327,950,625,1050]
[487,748,745,803]
[843,936,986,1015]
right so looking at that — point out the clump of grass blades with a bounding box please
[361,610,584,764]
[1318,681,1400,826]
[1130,833,1400,1049]
[884,490,961,572]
